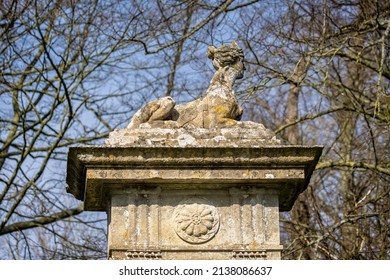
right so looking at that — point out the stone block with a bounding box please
[66,128,322,260]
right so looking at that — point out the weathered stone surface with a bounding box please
[107,188,283,260]
[127,96,176,130]
[66,142,322,259]
[67,144,322,211]
[126,42,261,130]
[106,127,281,147]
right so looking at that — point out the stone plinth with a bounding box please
[66,128,322,260]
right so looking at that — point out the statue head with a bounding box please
[207,41,245,79]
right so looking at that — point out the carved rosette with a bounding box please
[173,197,219,244]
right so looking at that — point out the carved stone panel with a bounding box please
[172,197,220,244]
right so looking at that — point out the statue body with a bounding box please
[127,42,259,130]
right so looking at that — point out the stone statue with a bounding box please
[108,41,280,146]
[127,41,263,130]
[69,45,321,262]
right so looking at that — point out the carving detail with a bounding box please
[233,250,267,259]
[173,198,219,244]
[124,251,162,259]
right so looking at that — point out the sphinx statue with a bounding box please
[127,41,263,130]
